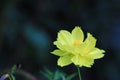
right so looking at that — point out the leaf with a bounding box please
[41,68,53,80]
[66,73,77,80]
[8,73,15,80]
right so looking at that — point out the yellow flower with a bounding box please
[51,26,105,67]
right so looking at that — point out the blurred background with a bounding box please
[0,0,120,80]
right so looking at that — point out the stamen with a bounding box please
[73,40,82,47]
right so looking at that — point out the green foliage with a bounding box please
[0,73,15,80]
[11,65,17,74]
[8,73,15,80]
[41,68,76,80]
[0,65,16,80]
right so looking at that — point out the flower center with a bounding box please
[73,40,82,47]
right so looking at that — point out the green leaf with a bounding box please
[8,73,15,80]
[54,70,60,80]
[41,68,53,80]
[66,73,77,80]
[11,65,17,73]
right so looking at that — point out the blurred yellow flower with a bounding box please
[51,26,105,67]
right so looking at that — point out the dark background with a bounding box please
[0,0,120,80]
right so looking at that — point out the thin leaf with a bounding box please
[66,73,77,80]
[8,73,15,80]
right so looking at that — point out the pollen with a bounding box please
[73,40,83,47]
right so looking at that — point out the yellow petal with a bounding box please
[80,33,96,54]
[58,55,72,67]
[84,33,96,47]
[74,43,86,55]
[78,57,94,67]
[54,41,65,51]
[54,41,74,53]
[57,30,72,45]
[71,26,84,41]
[71,55,79,65]
[51,49,65,56]
[71,55,94,67]
[87,48,105,59]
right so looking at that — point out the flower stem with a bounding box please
[77,66,82,80]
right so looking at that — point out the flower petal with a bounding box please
[79,33,96,54]
[54,41,65,51]
[71,55,79,65]
[74,43,86,55]
[54,41,74,53]
[57,30,72,45]
[71,26,84,41]
[51,49,66,56]
[57,54,72,67]
[87,48,105,59]
[71,55,94,67]
[78,57,94,67]
[84,33,96,48]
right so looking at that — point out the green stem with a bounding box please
[77,66,82,80]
